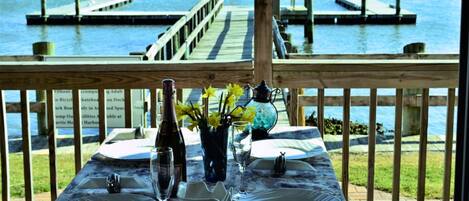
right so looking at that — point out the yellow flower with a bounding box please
[226,95,237,108]
[208,112,221,128]
[230,107,244,117]
[227,83,244,98]
[241,106,256,123]
[187,119,198,131]
[175,102,189,120]
[202,86,216,99]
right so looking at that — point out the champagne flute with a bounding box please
[230,121,252,198]
[150,147,175,201]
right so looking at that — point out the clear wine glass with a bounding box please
[229,121,252,199]
[150,147,175,201]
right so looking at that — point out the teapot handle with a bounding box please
[270,88,281,104]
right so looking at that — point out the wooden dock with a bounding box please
[188,6,254,60]
[26,0,185,25]
[282,0,416,24]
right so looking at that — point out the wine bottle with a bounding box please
[155,79,187,196]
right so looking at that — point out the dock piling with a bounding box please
[32,41,55,136]
[75,0,80,18]
[396,0,401,16]
[40,0,47,20]
[402,42,426,136]
[361,0,367,17]
[304,0,314,43]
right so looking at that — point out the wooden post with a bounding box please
[273,0,281,20]
[33,42,54,136]
[254,0,273,85]
[403,42,425,136]
[361,0,367,16]
[396,0,401,16]
[304,0,314,43]
[21,91,34,201]
[41,0,47,19]
[184,25,190,59]
[298,88,305,126]
[75,0,80,18]
[0,91,10,201]
[455,0,469,198]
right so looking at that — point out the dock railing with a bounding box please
[0,55,459,201]
[0,8,460,201]
[274,55,457,201]
[144,0,223,61]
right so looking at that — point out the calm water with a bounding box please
[0,0,462,136]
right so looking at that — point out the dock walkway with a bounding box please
[188,6,254,60]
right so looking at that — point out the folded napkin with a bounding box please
[77,177,148,189]
[177,181,231,201]
[249,159,316,171]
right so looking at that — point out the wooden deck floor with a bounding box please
[188,6,254,60]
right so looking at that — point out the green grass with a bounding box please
[0,152,92,198]
[330,152,455,199]
[0,151,455,199]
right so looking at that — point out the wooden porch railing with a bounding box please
[272,58,458,201]
[0,60,252,201]
[0,56,459,201]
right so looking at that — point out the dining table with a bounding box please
[57,126,345,201]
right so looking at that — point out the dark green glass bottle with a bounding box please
[155,79,187,196]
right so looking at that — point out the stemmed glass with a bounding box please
[150,147,175,201]
[229,121,252,199]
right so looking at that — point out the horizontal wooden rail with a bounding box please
[0,60,253,89]
[298,95,459,107]
[6,102,44,113]
[288,53,459,60]
[273,59,459,88]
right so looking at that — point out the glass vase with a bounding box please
[199,125,229,183]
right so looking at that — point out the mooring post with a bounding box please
[291,0,295,9]
[304,0,314,43]
[361,0,367,17]
[273,0,281,20]
[32,41,55,136]
[396,0,401,16]
[40,0,47,19]
[402,42,426,136]
[75,0,80,18]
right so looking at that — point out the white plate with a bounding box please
[79,193,154,201]
[251,139,324,159]
[96,139,153,161]
[240,188,342,201]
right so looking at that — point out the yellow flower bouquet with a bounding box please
[175,83,255,182]
[175,83,256,131]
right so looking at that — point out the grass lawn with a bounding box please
[0,152,92,198]
[0,151,455,199]
[330,152,455,199]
